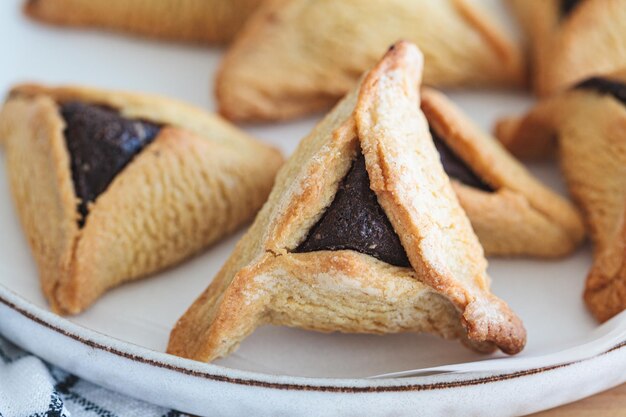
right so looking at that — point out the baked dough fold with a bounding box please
[217,0,525,122]
[0,84,283,314]
[168,42,526,362]
[509,0,626,95]
[495,72,626,322]
[421,88,584,257]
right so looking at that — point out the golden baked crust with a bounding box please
[168,42,526,362]
[494,71,626,322]
[217,0,525,122]
[0,84,283,314]
[585,204,626,323]
[23,0,262,44]
[420,88,584,257]
[509,0,626,96]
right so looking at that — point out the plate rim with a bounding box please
[2,284,625,393]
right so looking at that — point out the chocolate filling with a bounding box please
[575,77,626,106]
[295,150,410,267]
[560,0,583,18]
[431,129,493,192]
[60,101,161,225]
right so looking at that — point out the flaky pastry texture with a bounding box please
[495,71,626,322]
[420,88,584,257]
[168,42,526,363]
[509,0,626,95]
[0,84,283,314]
[217,0,525,122]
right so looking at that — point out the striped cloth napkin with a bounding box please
[0,336,185,417]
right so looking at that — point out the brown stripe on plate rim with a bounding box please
[0,293,624,393]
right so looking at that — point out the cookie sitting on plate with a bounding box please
[168,42,527,363]
[0,84,283,314]
[217,0,525,122]
[419,88,584,257]
[508,0,626,95]
[496,72,626,322]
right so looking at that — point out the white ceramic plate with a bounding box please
[1,0,625,415]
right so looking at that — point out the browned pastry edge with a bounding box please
[0,84,283,314]
[168,42,526,363]
[509,0,626,96]
[355,43,525,354]
[494,74,626,322]
[584,204,626,322]
[421,88,585,257]
[216,0,525,122]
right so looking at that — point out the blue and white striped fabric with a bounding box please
[0,336,184,417]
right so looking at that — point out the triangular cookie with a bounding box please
[420,88,585,257]
[168,42,526,362]
[509,0,626,96]
[0,84,283,314]
[23,0,262,44]
[495,72,626,322]
[217,0,524,122]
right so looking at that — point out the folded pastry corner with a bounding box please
[0,84,283,314]
[419,87,584,257]
[494,72,626,322]
[509,0,626,95]
[23,0,263,44]
[584,203,626,323]
[217,0,525,122]
[168,41,526,363]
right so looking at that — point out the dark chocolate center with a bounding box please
[431,129,493,192]
[294,149,410,267]
[575,77,626,106]
[60,101,161,225]
[560,0,583,18]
